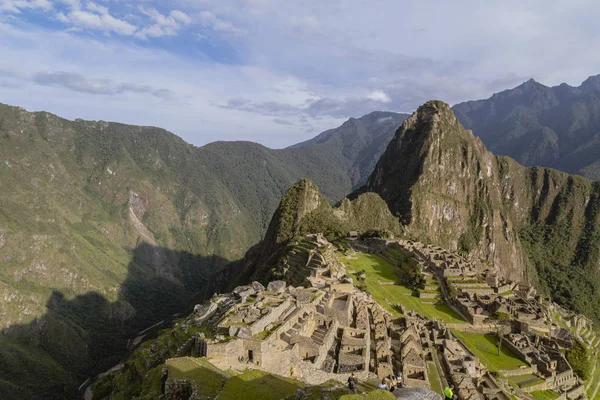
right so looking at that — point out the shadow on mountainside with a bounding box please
[0,242,234,400]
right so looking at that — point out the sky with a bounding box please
[0,1,599,148]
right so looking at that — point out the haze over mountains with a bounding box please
[3,75,600,398]
[454,74,600,180]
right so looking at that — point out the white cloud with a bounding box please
[3,0,600,148]
[367,90,391,104]
[135,8,192,39]
[0,0,52,13]
[55,2,138,36]
[197,10,246,35]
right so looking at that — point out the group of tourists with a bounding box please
[347,372,455,399]
[346,372,403,394]
[377,373,403,392]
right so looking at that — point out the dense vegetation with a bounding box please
[566,340,592,381]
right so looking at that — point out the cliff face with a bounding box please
[364,101,527,280]
[361,101,600,321]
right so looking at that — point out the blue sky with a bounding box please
[0,0,599,148]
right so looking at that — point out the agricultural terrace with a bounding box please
[452,331,528,372]
[337,251,466,324]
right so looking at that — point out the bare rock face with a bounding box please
[235,327,252,339]
[392,387,443,399]
[194,302,218,324]
[267,280,287,293]
[228,326,239,337]
[252,281,266,292]
[233,285,256,299]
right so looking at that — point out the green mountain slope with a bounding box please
[360,100,600,323]
[0,103,406,398]
[453,75,600,180]
[235,179,402,285]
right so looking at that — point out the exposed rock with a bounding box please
[393,387,443,399]
[235,327,252,339]
[233,285,256,299]
[252,281,265,292]
[228,326,239,337]
[267,280,287,293]
[193,302,218,324]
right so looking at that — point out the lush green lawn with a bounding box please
[427,362,443,396]
[509,373,544,388]
[586,354,600,399]
[219,370,303,400]
[452,331,528,371]
[531,390,560,400]
[166,357,230,398]
[339,252,466,324]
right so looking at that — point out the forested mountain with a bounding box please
[0,103,406,399]
[453,75,600,180]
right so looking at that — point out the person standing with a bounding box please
[444,384,454,399]
[347,373,358,394]
[378,378,389,390]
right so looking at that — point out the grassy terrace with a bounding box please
[452,331,528,372]
[338,251,466,323]
[165,357,232,398]
[509,373,544,388]
[219,370,303,400]
[531,390,560,400]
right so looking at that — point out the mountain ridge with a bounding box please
[453,74,600,180]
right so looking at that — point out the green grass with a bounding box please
[427,362,443,396]
[300,380,350,400]
[509,373,544,388]
[339,391,396,400]
[218,370,303,400]
[339,252,466,324]
[165,357,229,398]
[531,390,560,400]
[586,353,600,399]
[452,331,528,371]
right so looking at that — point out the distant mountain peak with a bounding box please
[580,74,600,92]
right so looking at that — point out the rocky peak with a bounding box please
[580,74,600,92]
[362,101,527,280]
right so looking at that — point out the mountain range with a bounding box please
[3,74,600,398]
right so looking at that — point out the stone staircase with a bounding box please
[311,324,328,345]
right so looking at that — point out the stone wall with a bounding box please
[249,298,292,335]
[499,366,537,377]
[500,337,533,365]
[206,339,243,362]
